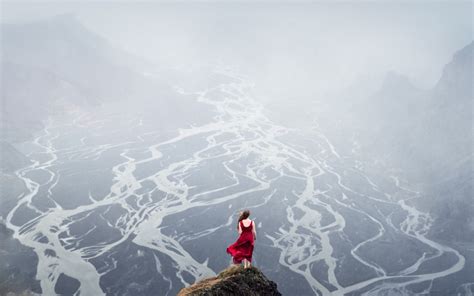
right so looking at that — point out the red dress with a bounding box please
[226,220,255,264]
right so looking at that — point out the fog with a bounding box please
[3,2,472,85]
[1,1,473,295]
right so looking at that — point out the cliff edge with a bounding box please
[177,266,282,296]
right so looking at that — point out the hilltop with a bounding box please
[178,266,281,296]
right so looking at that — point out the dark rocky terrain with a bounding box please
[0,221,41,295]
[178,266,281,296]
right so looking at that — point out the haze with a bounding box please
[1,1,472,295]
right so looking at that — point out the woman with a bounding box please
[226,210,257,268]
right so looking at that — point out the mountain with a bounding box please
[1,61,78,142]
[286,41,473,242]
[434,41,473,100]
[347,42,473,241]
[358,70,425,134]
[177,266,281,296]
[418,41,473,177]
[0,141,31,173]
[418,42,473,241]
[1,14,147,104]
[1,14,155,142]
[1,15,216,143]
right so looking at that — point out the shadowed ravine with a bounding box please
[5,66,468,295]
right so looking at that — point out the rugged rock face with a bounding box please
[0,221,41,295]
[177,266,282,296]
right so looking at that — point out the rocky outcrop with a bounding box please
[178,266,281,296]
[0,221,41,295]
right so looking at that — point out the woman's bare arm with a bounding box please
[252,221,257,240]
[238,222,242,234]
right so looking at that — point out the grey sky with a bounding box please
[2,1,472,97]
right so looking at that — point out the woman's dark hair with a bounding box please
[237,210,250,229]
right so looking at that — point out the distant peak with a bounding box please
[380,71,417,92]
[2,13,108,48]
[434,40,473,95]
[453,40,474,59]
[447,40,473,69]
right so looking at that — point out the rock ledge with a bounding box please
[177,266,281,296]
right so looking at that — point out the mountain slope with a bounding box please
[1,15,216,143]
[419,42,473,240]
[347,42,473,241]
[1,14,145,103]
[0,141,31,172]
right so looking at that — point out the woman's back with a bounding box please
[240,219,253,230]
